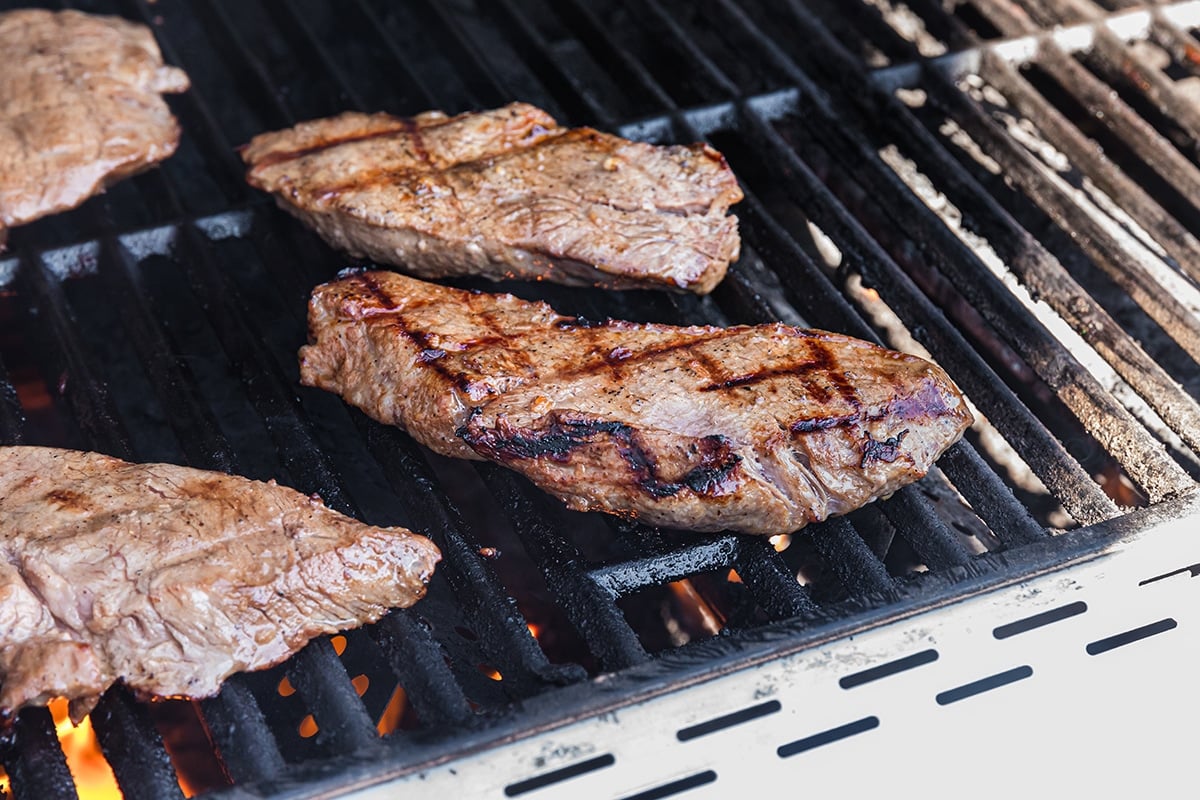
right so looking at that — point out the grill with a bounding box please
[1,0,1199,797]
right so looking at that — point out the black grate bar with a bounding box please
[369,610,474,728]
[353,417,582,694]
[260,0,370,113]
[754,1,1195,501]
[0,355,25,445]
[92,689,185,800]
[477,464,652,671]
[188,0,297,127]
[17,251,132,457]
[924,60,1200,368]
[978,50,1200,287]
[738,103,1116,525]
[102,238,237,472]
[552,0,680,112]
[199,679,288,783]
[343,0,441,109]
[807,517,896,597]
[870,479,973,569]
[779,94,1190,502]
[696,7,1102,529]
[733,535,819,620]
[590,536,741,598]
[1090,25,1200,156]
[920,66,1200,453]
[171,223,353,509]
[285,639,383,757]
[1,708,79,800]
[414,0,513,109]
[1034,41,1200,205]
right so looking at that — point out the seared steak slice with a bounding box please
[0,446,439,722]
[300,271,973,535]
[242,103,743,294]
[0,9,190,247]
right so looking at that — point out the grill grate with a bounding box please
[0,0,1198,797]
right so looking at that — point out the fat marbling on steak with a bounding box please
[242,102,743,294]
[0,446,440,722]
[0,9,190,248]
[299,270,973,535]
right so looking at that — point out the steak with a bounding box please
[0,9,190,248]
[242,103,743,294]
[299,270,974,535]
[0,446,440,722]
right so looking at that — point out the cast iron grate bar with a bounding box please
[476,464,653,671]
[0,356,24,444]
[348,410,582,697]
[732,0,1194,501]
[916,65,1200,452]
[1,708,78,800]
[977,50,1200,287]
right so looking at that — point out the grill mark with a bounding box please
[354,274,473,394]
[790,413,861,433]
[861,430,909,468]
[247,122,412,169]
[461,416,741,499]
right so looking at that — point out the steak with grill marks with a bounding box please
[242,102,743,294]
[299,270,973,535]
[0,446,440,723]
[0,9,190,248]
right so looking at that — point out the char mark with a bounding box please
[861,430,909,468]
[790,413,861,434]
[461,415,741,499]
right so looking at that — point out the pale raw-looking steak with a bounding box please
[0,446,440,723]
[243,102,743,294]
[0,9,190,248]
[300,270,974,535]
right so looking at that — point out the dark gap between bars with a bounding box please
[504,753,616,797]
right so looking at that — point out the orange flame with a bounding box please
[49,698,123,800]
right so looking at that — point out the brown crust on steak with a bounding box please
[0,10,190,244]
[0,446,440,722]
[300,271,973,534]
[243,103,743,293]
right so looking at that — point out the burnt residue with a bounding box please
[861,430,909,468]
[461,416,633,461]
[790,413,861,433]
[461,415,742,499]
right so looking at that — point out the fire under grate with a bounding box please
[0,0,1198,797]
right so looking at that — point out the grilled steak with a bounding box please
[0,446,439,722]
[0,9,190,248]
[299,271,973,535]
[242,102,743,293]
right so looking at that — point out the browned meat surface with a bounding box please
[300,271,973,535]
[0,446,440,722]
[243,103,743,294]
[0,9,190,247]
